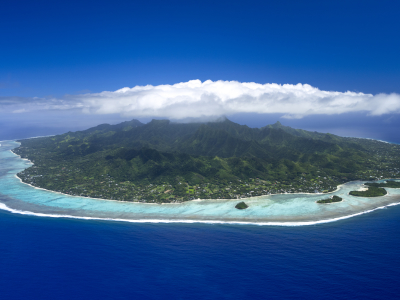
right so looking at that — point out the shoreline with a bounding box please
[4,140,400,226]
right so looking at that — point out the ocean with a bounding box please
[1,206,400,299]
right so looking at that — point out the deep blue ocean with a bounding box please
[1,205,400,299]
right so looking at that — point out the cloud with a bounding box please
[2,80,400,119]
[0,96,83,113]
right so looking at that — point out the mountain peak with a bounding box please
[262,121,284,130]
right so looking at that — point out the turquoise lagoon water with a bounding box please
[1,140,400,225]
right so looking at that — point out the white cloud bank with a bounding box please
[2,80,400,119]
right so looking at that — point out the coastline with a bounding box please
[3,140,400,226]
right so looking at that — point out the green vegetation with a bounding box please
[349,186,387,197]
[12,118,400,203]
[235,202,249,209]
[366,181,400,188]
[316,195,343,204]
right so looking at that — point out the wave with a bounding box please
[1,201,399,227]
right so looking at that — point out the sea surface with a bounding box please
[1,140,400,299]
[2,204,400,299]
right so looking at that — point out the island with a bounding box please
[349,186,388,197]
[235,202,249,209]
[11,118,400,203]
[316,195,343,204]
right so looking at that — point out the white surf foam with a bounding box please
[1,201,399,227]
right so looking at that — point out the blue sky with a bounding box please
[1,0,400,141]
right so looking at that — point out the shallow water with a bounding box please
[1,140,400,225]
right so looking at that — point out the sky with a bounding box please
[1,0,400,142]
